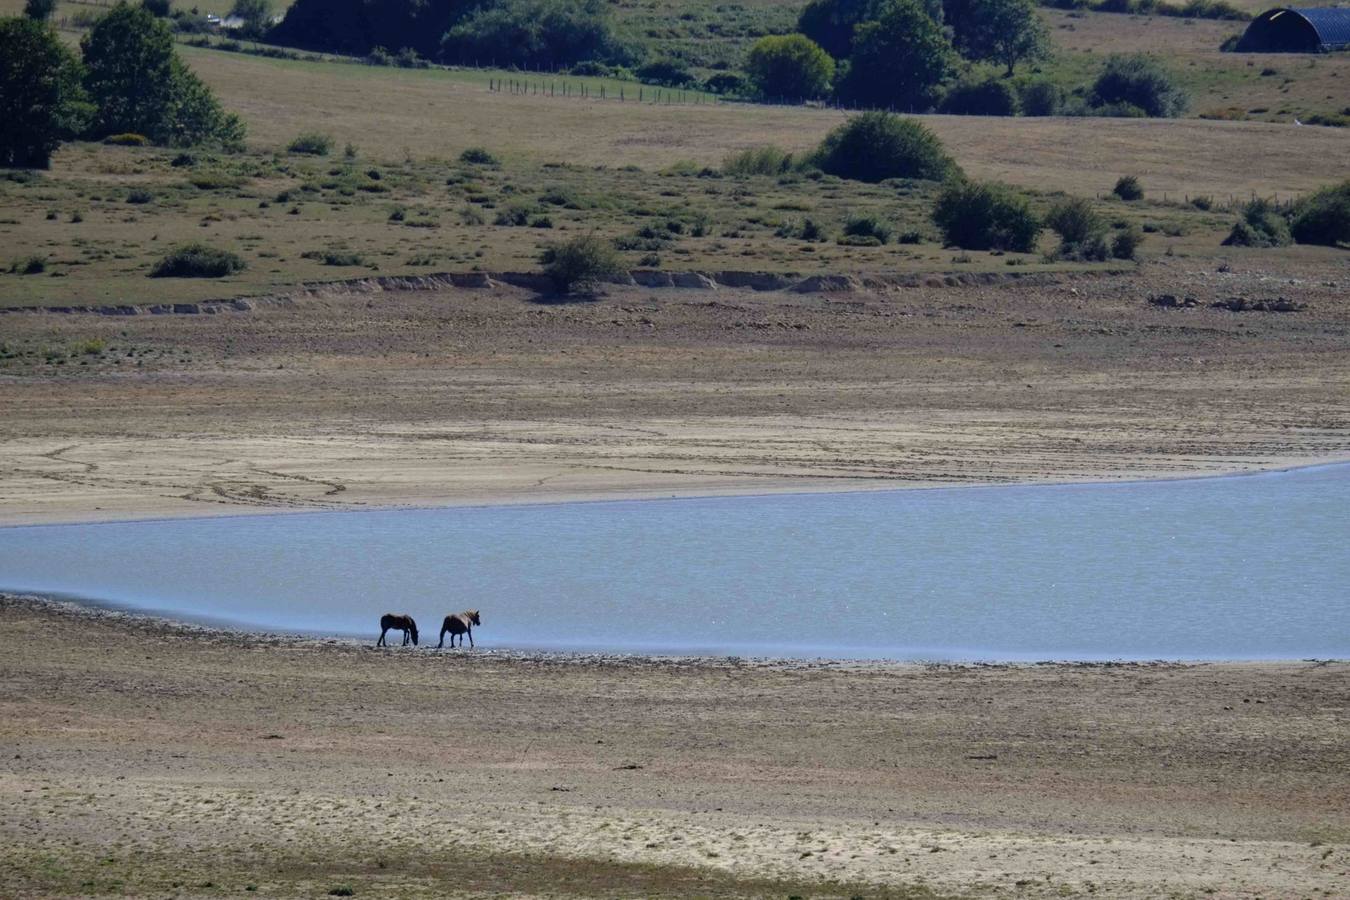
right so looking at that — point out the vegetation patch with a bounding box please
[149,243,246,278]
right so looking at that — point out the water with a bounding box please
[3,465,1348,661]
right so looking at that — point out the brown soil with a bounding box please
[2,260,1348,525]
[1,594,1346,898]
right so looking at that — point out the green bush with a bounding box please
[1046,197,1105,246]
[1289,180,1350,247]
[104,132,150,146]
[1222,198,1291,247]
[1017,79,1061,117]
[460,147,500,166]
[9,254,47,274]
[931,179,1041,252]
[842,213,893,244]
[1112,225,1144,259]
[813,112,959,183]
[744,34,834,101]
[939,78,1018,116]
[126,187,154,203]
[540,232,625,294]
[1112,175,1144,201]
[441,0,636,70]
[149,243,245,277]
[635,58,696,87]
[834,0,956,111]
[302,248,365,266]
[703,72,747,96]
[287,132,332,155]
[722,146,793,177]
[1091,54,1188,118]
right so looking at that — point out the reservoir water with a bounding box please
[2,464,1348,660]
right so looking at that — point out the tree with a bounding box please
[441,0,635,69]
[932,179,1041,251]
[141,0,171,16]
[745,34,834,101]
[24,0,57,21]
[229,0,272,38]
[813,111,959,183]
[834,0,955,112]
[0,17,90,168]
[952,0,1048,75]
[798,0,942,59]
[82,3,178,139]
[540,233,625,294]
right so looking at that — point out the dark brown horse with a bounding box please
[377,613,419,647]
[438,610,481,648]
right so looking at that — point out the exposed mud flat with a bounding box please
[1,594,1346,897]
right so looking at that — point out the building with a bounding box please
[1237,7,1350,52]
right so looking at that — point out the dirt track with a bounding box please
[2,260,1348,525]
[1,595,1347,898]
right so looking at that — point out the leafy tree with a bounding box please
[540,232,625,294]
[24,0,57,21]
[229,0,272,38]
[834,0,955,112]
[0,16,90,167]
[951,0,1048,75]
[798,0,942,59]
[813,111,959,182]
[745,34,834,101]
[141,0,171,16]
[1091,54,1188,118]
[441,0,635,69]
[82,2,245,147]
[932,179,1041,251]
[1289,180,1350,247]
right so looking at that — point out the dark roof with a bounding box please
[1238,8,1350,52]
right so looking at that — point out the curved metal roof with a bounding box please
[1241,8,1350,52]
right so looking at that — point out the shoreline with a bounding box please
[5,591,1343,669]
[3,453,1347,531]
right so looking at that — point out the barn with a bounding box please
[1237,7,1350,52]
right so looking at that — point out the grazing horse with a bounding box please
[377,613,419,647]
[438,610,481,648]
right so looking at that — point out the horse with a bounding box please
[438,610,481,648]
[377,613,419,647]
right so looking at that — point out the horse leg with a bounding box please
[467,627,474,649]
[437,627,446,649]
[377,627,387,647]
[402,629,410,646]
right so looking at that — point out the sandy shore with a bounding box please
[1,593,1346,898]
[3,264,1349,527]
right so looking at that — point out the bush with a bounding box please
[939,78,1019,116]
[1046,197,1105,246]
[703,72,747,96]
[1111,225,1144,259]
[797,0,888,58]
[1091,54,1188,118]
[1222,197,1291,247]
[1289,180,1350,247]
[744,34,834,101]
[149,243,245,277]
[1113,175,1144,202]
[302,249,364,265]
[635,58,695,87]
[813,112,959,183]
[1018,79,1061,116]
[931,179,1041,252]
[104,132,150,146]
[126,188,154,204]
[142,0,171,16]
[540,232,625,294]
[24,0,57,20]
[0,17,89,168]
[441,0,635,70]
[460,147,500,166]
[287,132,332,155]
[842,213,893,244]
[722,146,793,177]
[9,254,47,274]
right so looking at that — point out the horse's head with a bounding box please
[409,620,419,645]
[468,610,481,626]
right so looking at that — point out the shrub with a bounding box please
[24,0,57,20]
[1091,54,1188,118]
[1046,197,1105,246]
[1018,79,1062,116]
[287,132,332,155]
[0,17,89,168]
[939,78,1018,116]
[149,243,245,277]
[835,0,956,112]
[636,58,696,87]
[493,205,534,226]
[126,188,154,204]
[302,249,364,265]
[9,254,47,274]
[1222,197,1291,247]
[744,34,834,101]
[722,146,793,177]
[703,72,747,95]
[1112,225,1144,259]
[813,112,959,183]
[1113,175,1144,202]
[1289,180,1350,247]
[142,0,171,16]
[441,0,636,70]
[842,213,893,244]
[931,179,1041,252]
[540,232,625,294]
[104,132,150,146]
[460,147,499,166]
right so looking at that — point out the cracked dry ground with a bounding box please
[1,597,1347,898]
[1,259,1349,524]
